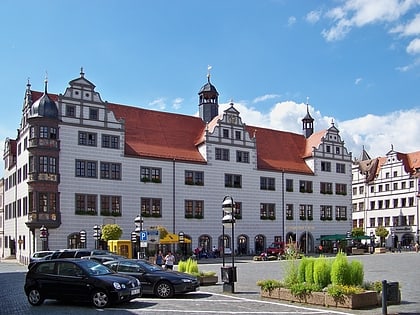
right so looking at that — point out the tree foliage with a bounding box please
[101,224,123,241]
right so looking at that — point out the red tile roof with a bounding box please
[30,90,324,174]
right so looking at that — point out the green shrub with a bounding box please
[327,284,364,299]
[304,258,315,284]
[178,260,186,273]
[290,282,319,298]
[349,260,364,286]
[283,258,299,288]
[331,251,350,285]
[185,258,199,275]
[298,257,308,283]
[313,256,331,288]
[256,279,283,291]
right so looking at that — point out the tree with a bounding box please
[351,227,365,238]
[101,224,123,241]
[375,226,389,247]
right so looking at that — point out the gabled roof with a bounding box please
[397,151,420,175]
[107,103,207,163]
[245,126,313,174]
[28,90,329,174]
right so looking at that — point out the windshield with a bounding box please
[81,259,113,275]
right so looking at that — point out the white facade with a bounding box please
[3,72,354,264]
[352,149,420,248]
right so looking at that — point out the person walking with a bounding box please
[155,250,164,267]
[164,251,175,270]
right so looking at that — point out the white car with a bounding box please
[30,251,54,263]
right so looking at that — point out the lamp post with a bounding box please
[79,230,86,248]
[221,196,236,293]
[93,225,101,250]
[391,228,395,251]
[40,225,48,251]
[178,231,185,260]
[134,215,144,259]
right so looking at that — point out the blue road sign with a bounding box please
[140,231,148,241]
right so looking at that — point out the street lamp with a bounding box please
[40,225,48,251]
[79,230,86,248]
[93,225,101,250]
[179,231,185,260]
[391,228,395,252]
[221,196,236,293]
[134,215,144,259]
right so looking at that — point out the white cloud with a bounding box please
[321,0,420,42]
[355,77,363,85]
[252,94,281,103]
[407,38,420,54]
[172,97,183,110]
[148,98,166,110]
[306,10,322,24]
[221,100,420,159]
[288,16,297,27]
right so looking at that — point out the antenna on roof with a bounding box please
[44,71,48,94]
[80,67,85,78]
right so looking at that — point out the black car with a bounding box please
[82,254,126,264]
[104,259,199,298]
[24,259,142,308]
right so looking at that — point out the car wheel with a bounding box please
[155,281,174,298]
[91,290,110,308]
[27,288,44,306]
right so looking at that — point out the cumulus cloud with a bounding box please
[172,97,183,110]
[306,10,322,24]
[220,100,420,158]
[320,0,420,46]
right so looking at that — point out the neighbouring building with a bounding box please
[352,147,420,248]
[2,69,353,264]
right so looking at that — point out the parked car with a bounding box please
[49,249,112,259]
[24,258,142,308]
[30,251,54,263]
[266,242,285,256]
[103,259,199,298]
[82,254,126,264]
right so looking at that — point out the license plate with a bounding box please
[131,288,140,295]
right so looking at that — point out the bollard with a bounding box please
[382,280,388,315]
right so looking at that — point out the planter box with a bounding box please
[198,275,218,286]
[261,288,379,309]
[375,247,387,253]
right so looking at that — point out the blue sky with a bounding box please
[1,0,420,177]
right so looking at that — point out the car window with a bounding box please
[57,262,83,277]
[74,250,91,258]
[118,261,141,273]
[58,251,76,258]
[35,262,55,274]
[80,259,113,276]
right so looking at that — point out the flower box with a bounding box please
[261,288,379,309]
[198,275,218,286]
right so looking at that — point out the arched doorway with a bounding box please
[198,234,211,257]
[254,234,265,255]
[401,233,414,248]
[299,232,314,254]
[238,234,248,255]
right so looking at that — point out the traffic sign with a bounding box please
[140,231,148,241]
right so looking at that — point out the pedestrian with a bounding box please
[397,241,402,253]
[415,242,419,253]
[155,250,164,267]
[164,251,175,270]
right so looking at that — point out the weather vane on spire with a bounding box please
[207,65,212,81]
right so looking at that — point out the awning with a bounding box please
[319,234,347,241]
[353,235,371,240]
[159,233,191,244]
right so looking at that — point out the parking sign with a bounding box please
[140,231,148,241]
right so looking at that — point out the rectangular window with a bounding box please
[335,206,347,220]
[235,131,241,140]
[335,163,346,174]
[66,105,76,117]
[215,148,230,161]
[222,129,229,138]
[359,186,364,194]
[320,182,333,194]
[321,161,331,172]
[335,183,347,195]
[299,180,313,193]
[236,151,249,163]
[102,134,120,149]
[76,160,97,178]
[78,131,97,146]
[385,199,390,208]
[260,203,275,220]
[234,202,242,220]
[39,126,49,138]
[140,166,162,183]
[184,200,204,219]
[184,170,204,185]
[101,162,121,180]
[260,177,275,191]
[225,174,242,188]
[286,179,293,192]
[385,184,390,191]
[299,204,313,220]
[378,217,383,226]
[401,182,406,189]
[370,217,375,227]
[75,194,97,215]
[141,198,162,217]
[100,195,121,216]
[320,205,333,220]
[286,204,293,220]
[89,108,98,120]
